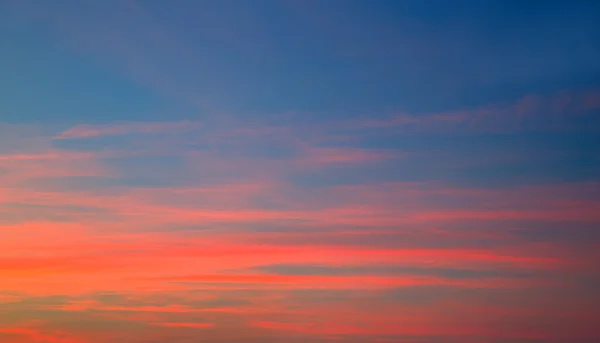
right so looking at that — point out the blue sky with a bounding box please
[3,0,600,122]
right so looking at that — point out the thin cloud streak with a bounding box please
[54,121,203,139]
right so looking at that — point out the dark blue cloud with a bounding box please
[256,264,538,279]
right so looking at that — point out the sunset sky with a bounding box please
[1,1,600,342]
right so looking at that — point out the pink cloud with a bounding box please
[54,121,202,139]
[345,88,600,133]
[299,146,398,166]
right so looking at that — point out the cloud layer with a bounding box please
[2,91,600,342]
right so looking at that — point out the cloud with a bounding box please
[344,88,600,134]
[0,327,84,343]
[54,121,202,140]
[254,264,538,279]
[154,273,532,290]
[155,322,215,329]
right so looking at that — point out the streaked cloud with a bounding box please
[54,121,202,140]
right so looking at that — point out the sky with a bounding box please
[1,0,600,342]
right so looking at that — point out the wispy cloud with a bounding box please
[156,322,215,329]
[345,88,600,133]
[54,120,202,139]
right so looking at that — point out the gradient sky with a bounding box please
[1,1,600,342]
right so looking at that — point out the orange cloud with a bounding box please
[155,322,215,329]
[0,327,85,343]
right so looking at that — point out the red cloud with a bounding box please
[156,322,215,329]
